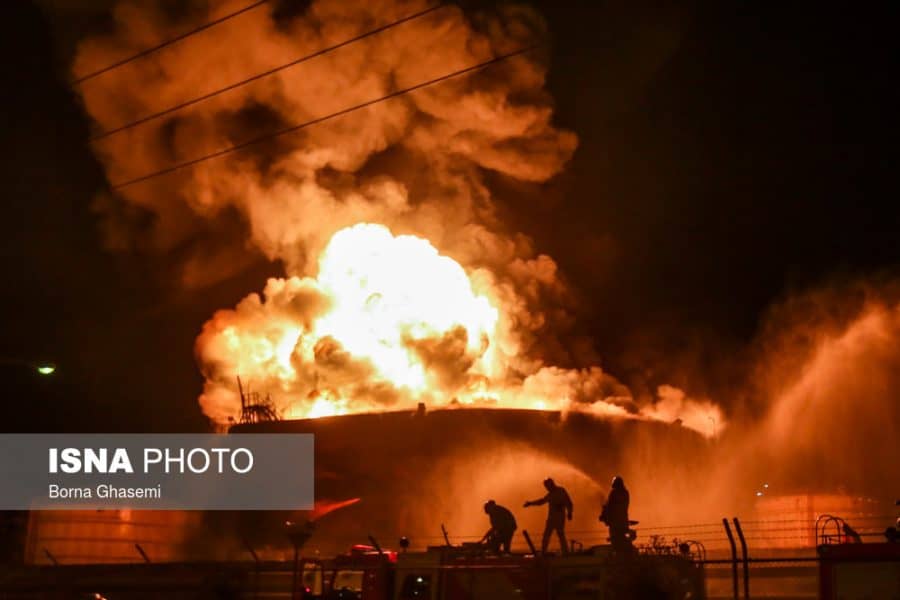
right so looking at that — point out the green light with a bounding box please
[36,365,56,376]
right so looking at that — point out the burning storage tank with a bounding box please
[225,407,712,558]
[66,0,723,561]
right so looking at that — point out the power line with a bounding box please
[110,44,538,190]
[90,4,447,141]
[73,1,269,85]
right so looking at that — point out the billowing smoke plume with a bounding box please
[73,0,720,433]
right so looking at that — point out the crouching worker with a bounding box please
[480,500,517,553]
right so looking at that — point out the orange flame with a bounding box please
[197,223,723,437]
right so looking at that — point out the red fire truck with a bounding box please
[815,513,900,600]
[297,543,705,600]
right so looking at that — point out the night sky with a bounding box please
[2,1,896,432]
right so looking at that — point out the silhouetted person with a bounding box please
[479,500,517,553]
[524,478,573,554]
[600,476,631,551]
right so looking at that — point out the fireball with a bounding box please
[198,223,503,420]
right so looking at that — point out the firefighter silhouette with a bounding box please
[524,478,573,554]
[479,500,517,553]
[600,475,631,551]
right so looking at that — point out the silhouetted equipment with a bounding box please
[134,544,150,563]
[237,376,280,424]
[399,537,410,552]
[368,535,384,556]
[285,520,315,551]
[675,539,708,563]
[41,548,57,566]
[842,522,863,544]
[816,514,864,546]
[242,537,260,563]
[242,537,262,600]
[522,530,537,554]
[286,520,314,600]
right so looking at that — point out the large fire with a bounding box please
[198,223,509,419]
[313,224,499,393]
[197,222,723,434]
[72,0,724,436]
[60,0,900,546]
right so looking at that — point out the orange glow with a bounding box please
[312,224,500,391]
[197,223,723,437]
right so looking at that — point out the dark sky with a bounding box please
[2,1,896,432]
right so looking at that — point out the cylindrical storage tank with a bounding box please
[25,509,202,564]
[222,408,711,557]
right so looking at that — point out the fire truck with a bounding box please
[297,542,705,600]
[815,513,900,600]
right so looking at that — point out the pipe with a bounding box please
[291,544,300,600]
[368,535,384,556]
[134,543,150,563]
[243,537,260,600]
[522,530,537,555]
[243,537,260,563]
[43,548,58,566]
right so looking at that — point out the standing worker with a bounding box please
[600,476,631,551]
[524,478,573,555]
[479,500,517,553]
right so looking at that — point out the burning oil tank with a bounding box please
[223,408,711,558]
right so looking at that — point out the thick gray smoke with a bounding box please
[73,0,722,430]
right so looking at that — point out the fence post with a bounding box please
[733,518,750,600]
[722,518,739,600]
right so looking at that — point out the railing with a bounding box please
[8,514,898,599]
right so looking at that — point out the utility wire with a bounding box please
[91,3,447,141]
[74,1,269,85]
[110,44,538,190]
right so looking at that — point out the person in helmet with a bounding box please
[479,500,517,553]
[524,478,573,554]
[600,476,631,551]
